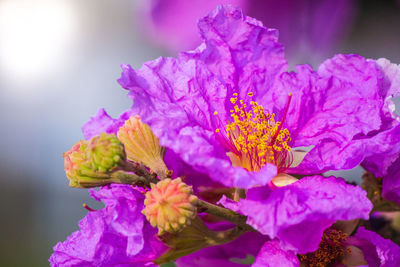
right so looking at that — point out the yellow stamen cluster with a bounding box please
[299,228,349,267]
[216,92,292,171]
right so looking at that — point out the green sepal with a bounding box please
[154,216,245,264]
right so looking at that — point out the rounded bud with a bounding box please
[86,132,126,173]
[63,133,126,188]
[143,178,198,234]
[117,116,168,178]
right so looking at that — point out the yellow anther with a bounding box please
[215,128,220,133]
[219,93,292,172]
[213,111,218,115]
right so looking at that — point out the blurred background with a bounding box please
[0,0,399,265]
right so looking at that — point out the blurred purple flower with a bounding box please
[49,184,166,267]
[138,0,357,65]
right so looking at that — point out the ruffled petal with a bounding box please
[49,185,165,266]
[382,156,400,204]
[353,227,400,267]
[252,241,299,267]
[280,55,384,174]
[82,108,134,140]
[237,176,372,254]
[361,59,400,177]
[118,6,284,188]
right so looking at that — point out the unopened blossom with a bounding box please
[143,178,198,234]
[63,133,126,188]
[118,116,168,177]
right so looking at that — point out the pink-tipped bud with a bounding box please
[64,140,88,187]
[117,116,168,177]
[143,178,197,234]
[63,133,125,188]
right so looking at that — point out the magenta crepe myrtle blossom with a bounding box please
[138,0,357,65]
[115,5,397,190]
[49,185,166,266]
[253,227,400,267]
[219,175,372,254]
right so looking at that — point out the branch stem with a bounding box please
[194,199,254,231]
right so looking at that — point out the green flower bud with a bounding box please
[63,133,126,188]
[86,132,126,173]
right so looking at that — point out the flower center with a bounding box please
[215,92,292,172]
[299,228,349,267]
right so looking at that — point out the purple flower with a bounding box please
[348,227,400,267]
[220,175,372,254]
[252,226,400,267]
[49,185,166,266]
[138,0,357,65]
[114,5,396,190]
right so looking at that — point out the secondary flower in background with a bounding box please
[253,226,400,267]
[137,0,357,65]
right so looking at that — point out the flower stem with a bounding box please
[194,198,254,231]
[122,161,158,182]
[111,171,152,187]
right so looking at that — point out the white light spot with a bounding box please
[0,0,76,83]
